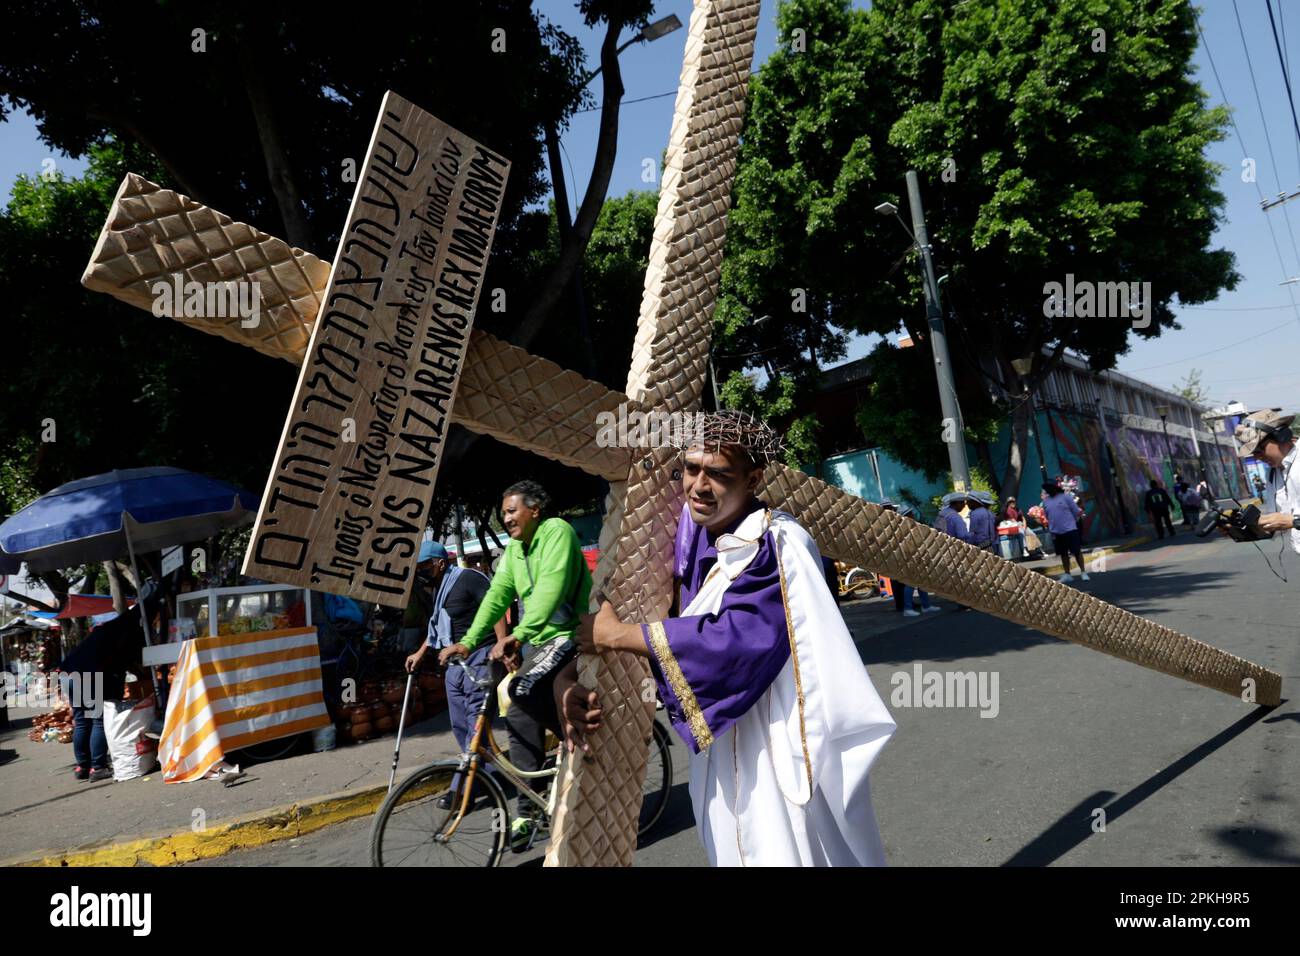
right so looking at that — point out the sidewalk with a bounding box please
[0,524,1167,867]
[0,701,467,866]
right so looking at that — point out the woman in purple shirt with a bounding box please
[1042,481,1089,583]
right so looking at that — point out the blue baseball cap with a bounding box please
[418,540,449,563]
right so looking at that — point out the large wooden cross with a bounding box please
[82,0,1281,867]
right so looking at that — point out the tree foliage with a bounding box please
[718,0,1237,491]
[0,4,663,537]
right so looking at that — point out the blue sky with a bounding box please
[4,0,1300,410]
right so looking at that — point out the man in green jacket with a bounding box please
[438,479,591,850]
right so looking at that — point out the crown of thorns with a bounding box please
[670,409,786,466]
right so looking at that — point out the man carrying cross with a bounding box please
[570,411,897,866]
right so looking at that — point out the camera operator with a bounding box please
[1233,409,1300,550]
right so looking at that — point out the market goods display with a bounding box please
[29,704,73,744]
[334,671,446,745]
[216,612,294,637]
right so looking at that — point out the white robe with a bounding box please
[681,508,897,866]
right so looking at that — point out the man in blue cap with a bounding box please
[405,540,508,806]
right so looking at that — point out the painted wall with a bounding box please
[986,408,1246,540]
[806,410,1245,542]
[812,448,948,517]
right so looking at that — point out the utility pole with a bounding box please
[905,170,970,491]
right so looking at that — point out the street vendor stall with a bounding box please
[159,623,329,782]
[147,582,329,779]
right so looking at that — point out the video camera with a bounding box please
[1195,503,1273,543]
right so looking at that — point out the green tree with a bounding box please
[717,0,1237,498]
[1175,368,1209,405]
[0,4,664,599]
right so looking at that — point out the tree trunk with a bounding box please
[103,560,128,613]
[239,44,315,250]
[975,439,1002,492]
[1002,396,1031,503]
[506,14,626,352]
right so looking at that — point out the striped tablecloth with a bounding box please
[160,627,330,783]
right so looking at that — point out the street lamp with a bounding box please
[1154,404,1176,486]
[1010,356,1049,481]
[876,179,971,491]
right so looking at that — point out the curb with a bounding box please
[2,780,396,867]
[1037,533,1153,578]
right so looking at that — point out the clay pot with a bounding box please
[418,672,440,691]
[382,682,405,705]
[375,715,396,734]
[369,701,389,721]
[350,721,373,741]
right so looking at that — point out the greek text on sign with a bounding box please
[243,91,510,607]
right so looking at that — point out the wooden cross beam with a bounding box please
[82,0,1282,867]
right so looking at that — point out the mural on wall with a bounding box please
[1040,409,1246,540]
[809,409,1248,544]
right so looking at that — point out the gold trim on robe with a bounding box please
[772,525,815,802]
[647,620,714,751]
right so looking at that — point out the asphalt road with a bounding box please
[195,531,1300,867]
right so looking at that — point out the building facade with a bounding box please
[806,349,1247,541]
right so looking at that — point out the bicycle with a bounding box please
[369,656,674,867]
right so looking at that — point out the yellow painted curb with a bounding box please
[4,781,394,867]
[1040,534,1153,577]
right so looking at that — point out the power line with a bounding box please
[1202,7,1300,333]
[1264,0,1300,172]
[1183,302,1300,311]
[573,69,760,114]
[1231,0,1300,277]
[1124,317,1297,372]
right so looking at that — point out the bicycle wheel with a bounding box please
[370,760,509,867]
[638,719,673,837]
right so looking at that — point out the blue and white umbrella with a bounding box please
[0,467,258,646]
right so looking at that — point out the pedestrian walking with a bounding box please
[1144,479,1176,539]
[1179,484,1203,528]
[1043,481,1089,583]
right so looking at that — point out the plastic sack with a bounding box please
[104,695,159,781]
